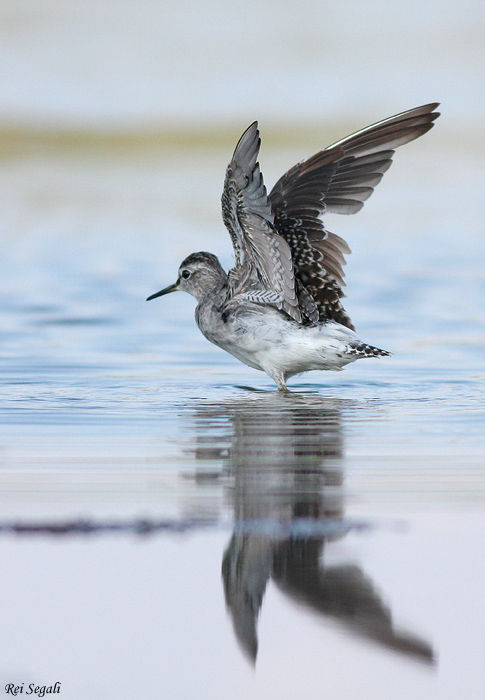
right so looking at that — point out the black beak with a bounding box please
[146,281,179,301]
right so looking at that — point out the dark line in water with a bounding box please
[0,516,377,539]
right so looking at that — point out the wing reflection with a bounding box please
[191,393,434,665]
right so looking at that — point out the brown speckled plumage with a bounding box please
[232,103,440,330]
[148,104,439,389]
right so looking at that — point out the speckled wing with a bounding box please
[269,103,440,329]
[222,122,301,323]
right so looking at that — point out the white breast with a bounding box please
[196,300,360,378]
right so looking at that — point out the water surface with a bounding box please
[0,10,484,687]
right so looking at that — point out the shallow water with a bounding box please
[0,125,484,699]
[1,1,485,687]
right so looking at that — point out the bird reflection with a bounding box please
[189,393,434,665]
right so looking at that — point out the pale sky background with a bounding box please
[0,0,483,130]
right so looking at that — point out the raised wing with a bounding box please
[269,103,440,328]
[221,122,301,322]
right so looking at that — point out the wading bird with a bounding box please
[147,104,439,390]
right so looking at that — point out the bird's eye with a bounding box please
[181,269,191,279]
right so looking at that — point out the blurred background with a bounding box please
[0,2,484,699]
[0,0,483,373]
[0,0,483,308]
[1,0,483,128]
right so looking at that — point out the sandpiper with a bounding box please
[147,104,439,390]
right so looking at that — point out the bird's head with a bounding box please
[146,252,227,303]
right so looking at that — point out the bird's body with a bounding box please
[148,104,439,390]
[185,252,382,389]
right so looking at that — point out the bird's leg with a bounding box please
[262,365,288,391]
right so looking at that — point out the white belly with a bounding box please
[196,302,360,379]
